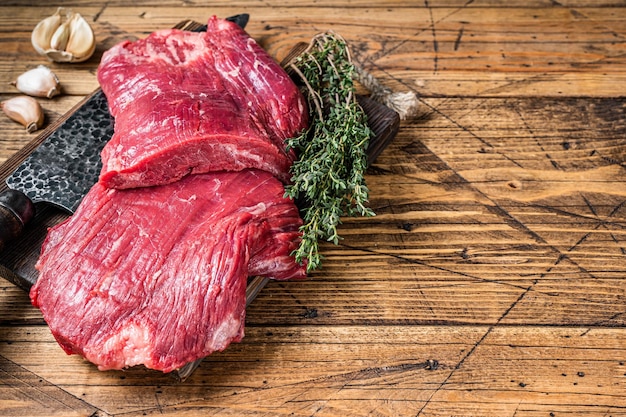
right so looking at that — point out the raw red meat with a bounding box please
[97,16,308,189]
[30,170,305,372]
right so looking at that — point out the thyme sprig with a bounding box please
[285,32,375,272]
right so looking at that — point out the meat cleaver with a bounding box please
[0,91,112,253]
[0,14,251,254]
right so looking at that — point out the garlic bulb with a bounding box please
[32,8,96,63]
[1,96,45,133]
[12,65,61,98]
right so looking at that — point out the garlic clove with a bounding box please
[31,7,96,63]
[64,12,96,62]
[31,8,62,55]
[1,96,45,133]
[49,20,70,52]
[12,65,61,99]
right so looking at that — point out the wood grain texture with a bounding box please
[1,1,626,416]
[1,325,624,416]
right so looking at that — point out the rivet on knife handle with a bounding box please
[0,189,35,252]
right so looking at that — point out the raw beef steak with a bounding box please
[97,16,308,189]
[30,170,305,372]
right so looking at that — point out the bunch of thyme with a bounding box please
[285,32,375,272]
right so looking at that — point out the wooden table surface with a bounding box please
[1,1,626,416]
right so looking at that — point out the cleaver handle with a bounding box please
[0,190,35,252]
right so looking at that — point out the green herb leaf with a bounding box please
[286,32,375,272]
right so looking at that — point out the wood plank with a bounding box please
[4,1,626,8]
[1,5,626,97]
[0,282,42,324]
[0,355,99,417]
[1,325,625,416]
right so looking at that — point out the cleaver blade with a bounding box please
[5,90,112,213]
[0,90,113,251]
